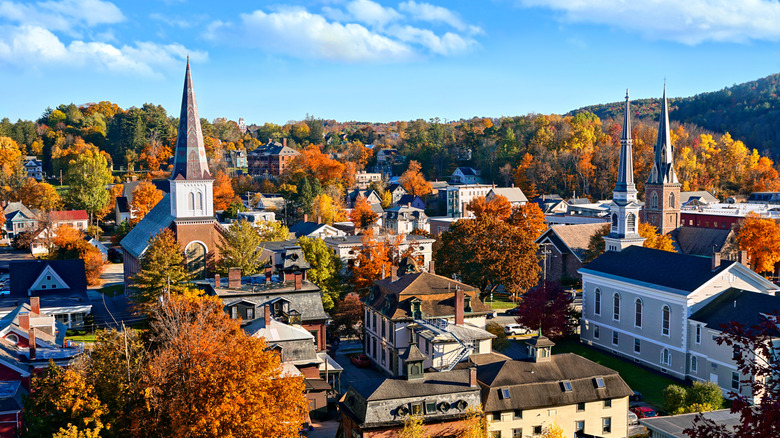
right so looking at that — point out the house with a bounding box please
[258,239,299,268]
[376,148,400,166]
[386,183,408,205]
[227,149,247,168]
[84,236,108,261]
[235,210,276,225]
[354,171,383,190]
[640,409,740,437]
[22,157,43,181]
[746,191,780,204]
[49,210,88,231]
[534,223,606,284]
[197,246,330,351]
[446,185,493,218]
[451,167,482,185]
[346,189,382,208]
[363,266,494,376]
[113,180,170,224]
[383,205,429,235]
[323,234,435,271]
[673,227,738,259]
[394,194,425,210]
[680,191,718,207]
[288,221,346,239]
[8,260,92,328]
[3,203,38,240]
[479,335,633,438]
[428,216,460,237]
[486,187,527,207]
[115,196,131,224]
[535,194,569,214]
[120,61,224,284]
[247,139,299,177]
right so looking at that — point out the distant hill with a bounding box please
[571,73,780,155]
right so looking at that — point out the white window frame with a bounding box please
[661,348,671,366]
[613,293,621,321]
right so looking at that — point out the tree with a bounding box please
[584,224,610,263]
[664,384,689,415]
[399,160,432,196]
[540,422,565,438]
[507,202,547,239]
[65,151,113,223]
[639,222,676,252]
[736,212,780,275]
[332,293,364,339]
[217,219,264,276]
[349,229,392,295]
[213,170,238,211]
[129,181,163,225]
[298,236,343,311]
[485,322,509,351]
[312,193,345,225]
[349,194,379,229]
[23,361,107,437]
[514,281,576,339]
[50,224,105,286]
[400,414,427,438]
[458,406,487,438]
[686,381,724,412]
[256,220,290,242]
[131,229,191,310]
[141,291,308,437]
[16,177,61,211]
[467,195,511,221]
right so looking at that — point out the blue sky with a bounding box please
[2,0,780,125]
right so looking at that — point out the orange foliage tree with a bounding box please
[737,213,780,275]
[399,160,432,196]
[16,178,61,211]
[142,291,308,437]
[507,202,547,239]
[130,181,163,225]
[638,222,676,252]
[350,229,394,295]
[213,170,239,210]
[349,195,379,229]
[288,144,350,186]
[51,224,105,286]
[467,195,511,221]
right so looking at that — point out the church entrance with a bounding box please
[186,242,207,279]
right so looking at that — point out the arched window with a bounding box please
[185,242,207,280]
[626,213,636,233]
[661,348,671,366]
[613,293,620,321]
[5,334,18,345]
[594,288,601,315]
[197,192,203,210]
[651,192,658,209]
[634,299,642,328]
[662,305,670,336]
[669,192,675,209]
[188,192,195,210]
[691,356,698,373]
[611,213,618,229]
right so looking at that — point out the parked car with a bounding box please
[630,406,657,419]
[504,324,530,336]
[630,391,643,402]
[505,307,522,316]
[350,354,371,368]
[627,410,639,425]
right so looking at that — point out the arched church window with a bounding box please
[626,213,636,233]
[188,192,195,210]
[611,213,618,229]
[651,192,658,209]
[197,192,203,210]
[185,242,207,280]
[669,192,675,209]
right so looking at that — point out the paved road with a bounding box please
[89,262,141,330]
[0,247,35,270]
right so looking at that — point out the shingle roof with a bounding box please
[10,259,87,294]
[350,368,476,402]
[674,227,734,257]
[478,354,633,412]
[580,246,734,295]
[489,187,528,203]
[680,191,719,205]
[49,210,88,222]
[537,223,607,262]
[640,409,740,437]
[288,221,327,238]
[399,344,427,362]
[397,194,421,206]
[115,197,130,214]
[456,167,478,176]
[119,194,174,259]
[690,288,780,331]
[4,203,36,222]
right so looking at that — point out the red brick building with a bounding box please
[247,139,299,177]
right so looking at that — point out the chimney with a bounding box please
[712,252,722,271]
[264,304,271,326]
[382,265,386,279]
[391,266,398,282]
[429,261,435,275]
[228,267,241,289]
[294,272,302,291]
[304,213,308,223]
[318,215,322,224]
[469,367,477,387]
[29,328,36,360]
[283,138,287,147]
[18,313,29,331]
[739,250,749,266]
[265,266,272,282]
[214,274,221,288]
[455,287,465,325]
[30,297,40,316]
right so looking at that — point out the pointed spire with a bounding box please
[648,84,678,184]
[615,90,636,192]
[171,60,212,181]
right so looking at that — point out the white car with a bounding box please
[504,324,530,336]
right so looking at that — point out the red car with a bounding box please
[631,406,658,419]
[351,354,371,368]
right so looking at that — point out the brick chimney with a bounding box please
[318,215,322,224]
[29,328,36,360]
[30,297,40,316]
[429,260,435,275]
[304,213,308,223]
[739,250,749,266]
[214,274,221,288]
[18,313,29,331]
[712,252,722,271]
[469,367,477,387]
[283,138,287,147]
[294,272,302,291]
[228,267,241,289]
[391,266,398,282]
[264,304,271,326]
[265,266,272,282]
[455,287,465,325]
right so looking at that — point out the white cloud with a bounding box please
[387,25,477,55]
[0,0,124,32]
[345,0,401,28]
[398,1,473,32]
[517,0,780,44]
[0,25,206,75]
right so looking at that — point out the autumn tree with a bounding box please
[400,414,427,438]
[65,151,113,224]
[129,181,163,225]
[467,195,511,221]
[736,212,780,276]
[639,222,676,252]
[16,177,61,211]
[23,361,107,437]
[332,293,364,339]
[131,229,191,310]
[514,281,576,339]
[50,224,105,286]
[350,229,392,295]
[298,236,343,311]
[485,322,509,351]
[217,219,264,276]
[350,194,379,229]
[312,193,345,225]
[213,170,239,211]
[584,224,610,263]
[399,160,432,196]
[507,202,547,239]
[458,406,487,438]
[97,183,123,221]
[141,291,308,437]
[540,422,565,438]
[256,220,290,241]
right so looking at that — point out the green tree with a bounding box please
[65,151,113,223]
[298,236,343,311]
[663,384,689,414]
[131,229,191,310]
[686,381,724,412]
[485,322,508,351]
[218,219,265,276]
[256,220,290,242]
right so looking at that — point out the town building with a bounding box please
[323,234,434,271]
[446,184,493,218]
[113,179,170,224]
[22,156,42,181]
[3,203,38,240]
[226,149,247,168]
[346,189,382,208]
[428,216,460,237]
[354,171,383,190]
[289,220,346,239]
[235,210,276,225]
[247,139,299,177]
[640,409,740,437]
[237,117,246,134]
[386,183,408,205]
[383,205,429,235]
[680,191,718,207]
[535,223,607,284]
[486,187,528,207]
[395,194,425,210]
[121,61,223,283]
[451,167,482,185]
[49,210,88,231]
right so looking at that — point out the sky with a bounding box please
[2,0,780,125]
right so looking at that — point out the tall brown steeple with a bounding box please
[644,85,681,235]
[171,58,212,181]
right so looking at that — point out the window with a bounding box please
[613,293,620,321]
[425,401,436,414]
[373,314,377,331]
[604,398,612,408]
[46,275,51,280]
[231,307,237,319]
[669,192,676,208]
[512,429,523,438]
[611,213,618,228]
[381,319,386,338]
[490,432,500,438]
[500,388,511,399]
[612,332,619,346]
[733,345,741,360]
[602,417,612,433]
[562,381,573,392]
[594,289,601,315]
[691,356,698,373]
[696,325,702,344]
[651,192,658,209]
[188,192,195,210]
[575,421,585,433]
[246,307,254,320]
[732,372,740,390]
[635,299,643,328]
[661,348,671,366]
[514,410,523,420]
[627,213,636,233]
[662,305,670,336]
[594,325,600,339]
[411,402,423,415]
[595,377,605,388]
[634,338,641,353]
[533,425,543,435]
[577,402,585,412]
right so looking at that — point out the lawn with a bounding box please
[485,294,519,310]
[65,330,96,343]
[99,284,124,297]
[554,338,683,410]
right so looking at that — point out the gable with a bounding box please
[29,265,69,292]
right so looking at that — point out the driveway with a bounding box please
[332,339,386,392]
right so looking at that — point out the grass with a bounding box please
[65,330,96,343]
[554,338,683,410]
[99,284,124,297]
[485,294,519,310]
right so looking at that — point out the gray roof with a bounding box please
[580,246,735,295]
[119,194,174,259]
[536,223,607,263]
[4,203,36,223]
[288,221,328,238]
[456,167,478,176]
[399,344,427,362]
[680,191,719,204]
[674,227,734,257]
[690,288,780,332]
[640,409,741,437]
[349,368,477,402]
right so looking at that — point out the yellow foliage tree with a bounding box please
[540,421,565,438]
[16,177,61,211]
[639,222,676,253]
[312,193,346,225]
[130,181,163,225]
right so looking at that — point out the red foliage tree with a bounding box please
[514,281,576,339]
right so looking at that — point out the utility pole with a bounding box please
[540,242,552,283]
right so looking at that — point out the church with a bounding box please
[121,60,223,283]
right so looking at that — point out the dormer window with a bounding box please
[562,381,573,392]
[499,388,511,399]
[411,300,422,319]
[464,296,472,313]
[595,377,605,388]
